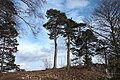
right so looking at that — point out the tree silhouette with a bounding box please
[95,39,111,67]
[72,29,98,66]
[93,0,119,60]
[60,19,80,68]
[0,0,45,36]
[92,0,120,79]
[0,23,19,72]
[43,9,67,68]
[0,0,19,72]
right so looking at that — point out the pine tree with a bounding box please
[43,9,67,68]
[61,19,80,68]
[0,0,19,72]
[0,23,19,72]
[95,39,111,68]
[72,29,98,67]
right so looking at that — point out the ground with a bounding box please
[0,66,105,80]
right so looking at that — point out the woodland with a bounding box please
[0,0,119,80]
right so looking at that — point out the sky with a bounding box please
[15,0,99,71]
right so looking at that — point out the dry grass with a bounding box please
[0,66,105,80]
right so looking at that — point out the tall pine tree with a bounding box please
[43,9,67,68]
[0,0,19,72]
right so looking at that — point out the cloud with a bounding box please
[16,51,49,62]
[66,10,85,23]
[16,29,68,70]
[15,38,54,70]
[66,0,89,9]
[41,0,65,14]
[41,47,54,54]
[17,63,30,70]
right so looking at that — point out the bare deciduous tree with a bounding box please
[42,58,52,70]
[13,0,46,36]
[93,0,120,57]
[92,0,120,79]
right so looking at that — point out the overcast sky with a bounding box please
[15,0,99,71]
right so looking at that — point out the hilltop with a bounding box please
[0,66,105,80]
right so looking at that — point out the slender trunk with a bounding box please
[53,31,58,68]
[1,37,5,72]
[111,24,119,60]
[85,38,88,66]
[112,34,118,58]
[67,35,71,68]
[104,50,107,68]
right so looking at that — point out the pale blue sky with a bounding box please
[15,0,99,71]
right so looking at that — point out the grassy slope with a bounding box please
[0,66,105,80]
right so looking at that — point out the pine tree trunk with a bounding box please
[85,38,88,66]
[53,31,58,68]
[111,24,119,60]
[1,37,5,72]
[104,51,107,67]
[67,35,71,68]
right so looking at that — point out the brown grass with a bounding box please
[0,66,105,80]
